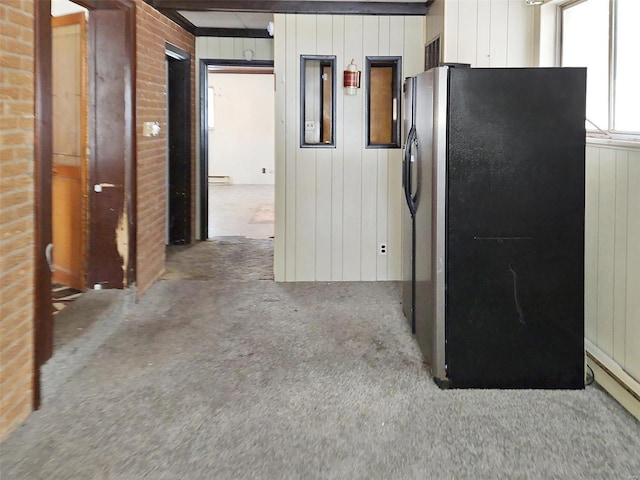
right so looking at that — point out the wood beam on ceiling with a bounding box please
[146,0,433,16]
[194,27,272,38]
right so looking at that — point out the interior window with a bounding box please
[366,56,402,148]
[300,55,336,148]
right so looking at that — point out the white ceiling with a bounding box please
[51,0,86,17]
[178,11,274,29]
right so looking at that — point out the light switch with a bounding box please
[143,121,161,137]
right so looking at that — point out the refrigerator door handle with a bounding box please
[403,126,417,217]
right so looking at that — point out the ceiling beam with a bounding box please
[194,27,272,38]
[147,1,432,16]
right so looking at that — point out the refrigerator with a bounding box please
[401,66,587,389]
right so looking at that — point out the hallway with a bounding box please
[1,239,639,479]
[208,184,274,239]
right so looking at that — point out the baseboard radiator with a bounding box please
[209,175,230,185]
[586,339,640,421]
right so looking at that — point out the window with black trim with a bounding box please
[300,55,336,148]
[366,56,402,148]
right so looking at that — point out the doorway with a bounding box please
[51,6,88,315]
[166,44,192,245]
[35,0,136,407]
[200,61,275,241]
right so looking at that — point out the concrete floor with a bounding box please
[208,184,274,239]
[2,238,640,479]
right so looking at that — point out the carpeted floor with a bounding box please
[1,239,639,479]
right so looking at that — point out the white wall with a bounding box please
[442,0,536,67]
[585,143,640,384]
[274,14,425,281]
[207,73,275,185]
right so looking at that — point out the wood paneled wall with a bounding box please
[442,0,535,67]
[273,14,425,281]
[196,37,274,61]
[585,143,640,384]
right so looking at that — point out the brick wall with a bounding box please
[0,0,35,441]
[135,0,195,296]
[0,0,194,441]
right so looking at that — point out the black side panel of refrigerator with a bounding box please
[445,68,586,389]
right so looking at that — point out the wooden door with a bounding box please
[52,13,87,291]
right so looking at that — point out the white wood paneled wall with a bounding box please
[585,143,640,384]
[426,0,445,44]
[442,0,535,67]
[274,14,425,281]
[195,37,274,61]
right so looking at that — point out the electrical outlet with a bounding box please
[305,121,316,131]
[379,243,387,255]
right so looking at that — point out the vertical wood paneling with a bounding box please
[506,0,533,66]
[361,16,379,281]
[612,150,629,364]
[233,38,243,58]
[274,14,423,282]
[425,0,445,44]
[295,15,317,280]
[476,0,491,67]
[443,0,459,63]
[625,151,640,381]
[219,37,234,58]
[331,15,345,280]
[208,37,221,58]
[274,14,287,281]
[585,145,640,386]
[489,0,509,66]
[195,37,206,59]
[441,0,534,68]
[596,149,616,356]
[584,146,600,341]
[457,0,478,66]
[403,16,425,77]
[342,15,364,280]
[284,15,298,280]
[195,37,273,61]
[377,17,390,280]
[255,39,272,60]
[387,16,406,281]
[315,15,333,281]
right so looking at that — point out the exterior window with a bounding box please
[561,0,640,135]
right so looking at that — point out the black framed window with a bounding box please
[366,56,402,148]
[300,55,336,148]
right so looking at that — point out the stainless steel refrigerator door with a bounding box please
[432,67,448,382]
[413,67,447,381]
[401,77,416,330]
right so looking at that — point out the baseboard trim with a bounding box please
[585,339,640,421]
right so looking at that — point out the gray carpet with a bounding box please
[2,239,639,479]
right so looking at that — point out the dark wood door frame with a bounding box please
[199,59,274,240]
[34,0,136,408]
[34,1,53,409]
[166,43,192,245]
